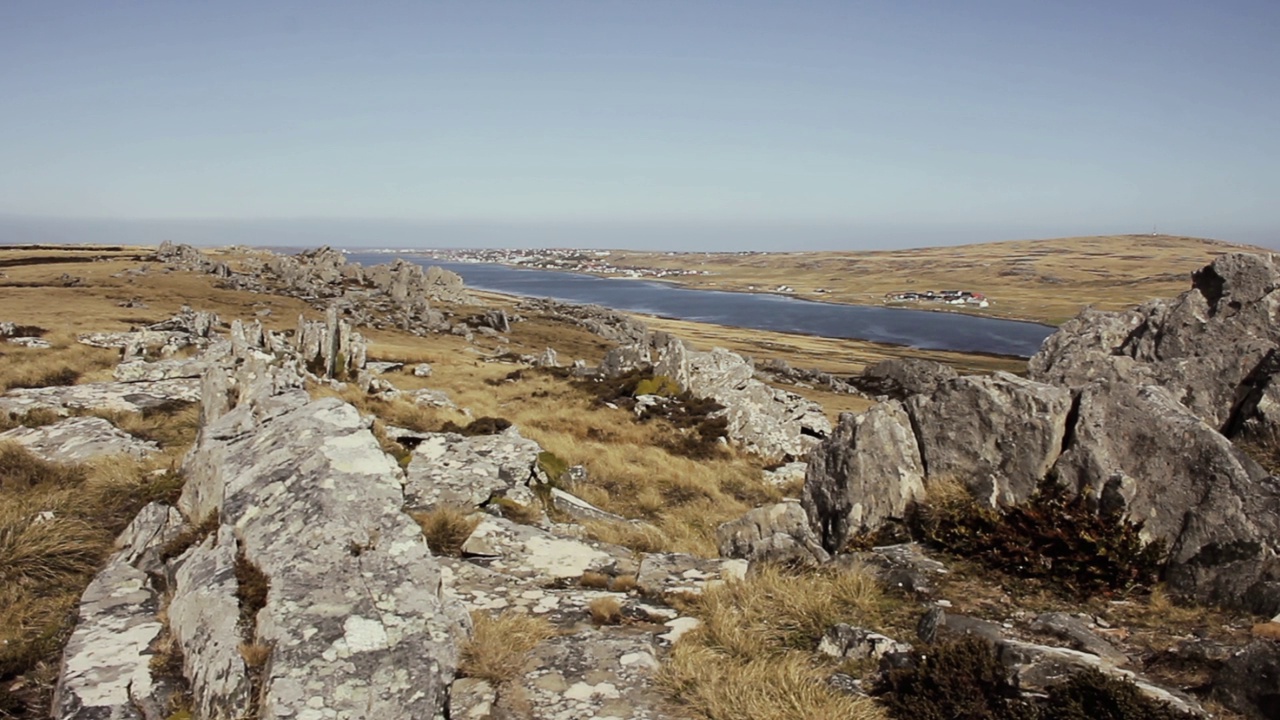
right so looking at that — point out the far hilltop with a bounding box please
[588,235,1271,326]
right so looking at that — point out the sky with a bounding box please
[1,1,1277,250]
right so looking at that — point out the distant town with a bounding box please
[885,290,990,308]
[415,247,712,279]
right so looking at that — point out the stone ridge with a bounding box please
[805,251,1280,615]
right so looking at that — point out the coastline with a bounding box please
[415,255,1061,329]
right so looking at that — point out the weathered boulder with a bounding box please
[1052,380,1280,612]
[852,358,958,400]
[716,499,830,566]
[0,416,158,462]
[293,306,367,379]
[1212,641,1280,720]
[803,401,925,553]
[906,372,1072,507]
[403,427,543,510]
[634,553,747,597]
[817,624,912,663]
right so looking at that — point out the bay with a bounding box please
[346,253,1055,357]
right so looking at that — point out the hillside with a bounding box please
[602,235,1270,325]
[2,243,1278,720]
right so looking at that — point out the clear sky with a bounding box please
[1,1,1277,250]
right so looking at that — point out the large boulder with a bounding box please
[802,401,925,553]
[906,372,1072,507]
[852,358,958,400]
[1052,380,1280,612]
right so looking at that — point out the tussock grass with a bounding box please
[411,505,480,557]
[588,597,624,626]
[460,611,556,686]
[0,448,188,717]
[489,496,542,525]
[85,401,202,449]
[658,563,885,720]
[0,441,85,490]
[0,333,118,393]
[660,647,883,720]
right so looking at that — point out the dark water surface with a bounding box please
[346,253,1055,357]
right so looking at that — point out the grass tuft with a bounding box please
[411,505,480,557]
[460,611,556,686]
[588,596,624,626]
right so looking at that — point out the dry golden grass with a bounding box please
[0,332,119,393]
[0,446,187,715]
[658,563,885,720]
[410,505,480,557]
[0,246,316,337]
[460,611,556,686]
[588,597,624,626]
[606,235,1263,326]
[660,647,883,720]
[84,401,202,450]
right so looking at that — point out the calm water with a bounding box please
[346,253,1055,357]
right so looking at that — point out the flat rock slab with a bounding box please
[460,515,623,581]
[0,416,158,462]
[514,629,674,720]
[113,358,210,383]
[635,553,748,597]
[0,378,200,415]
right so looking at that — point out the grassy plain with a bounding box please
[602,235,1268,326]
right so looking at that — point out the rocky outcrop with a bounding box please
[804,253,1280,614]
[172,363,467,719]
[517,298,649,345]
[156,243,473,337]
[604,334,831,460]
[803,402,925,552]
[1052,380,1280,611]
[1030,251,1280,437]
[52,504,187,719]
[851,358,958,400]
[0,416,159,461]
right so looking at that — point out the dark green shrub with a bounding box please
[911,481,1164,598]
[1043,668,1194,720]
[876,636,1030,720]
[876,638,1194,720]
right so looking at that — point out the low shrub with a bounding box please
[874,637,1194,720]
[634,375,682,397]
[910,480,1164,598]
[440,416,513,436]
[588,597,623,626]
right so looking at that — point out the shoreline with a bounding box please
[466,287,1036,363]
[413,255,1060,329]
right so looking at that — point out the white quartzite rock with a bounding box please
[173,383,466,719]
[0,416,158,462]
[53,504,186,720]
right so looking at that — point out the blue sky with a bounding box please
[1,1,1277,249]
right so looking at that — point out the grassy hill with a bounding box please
[605,235,1270,326]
